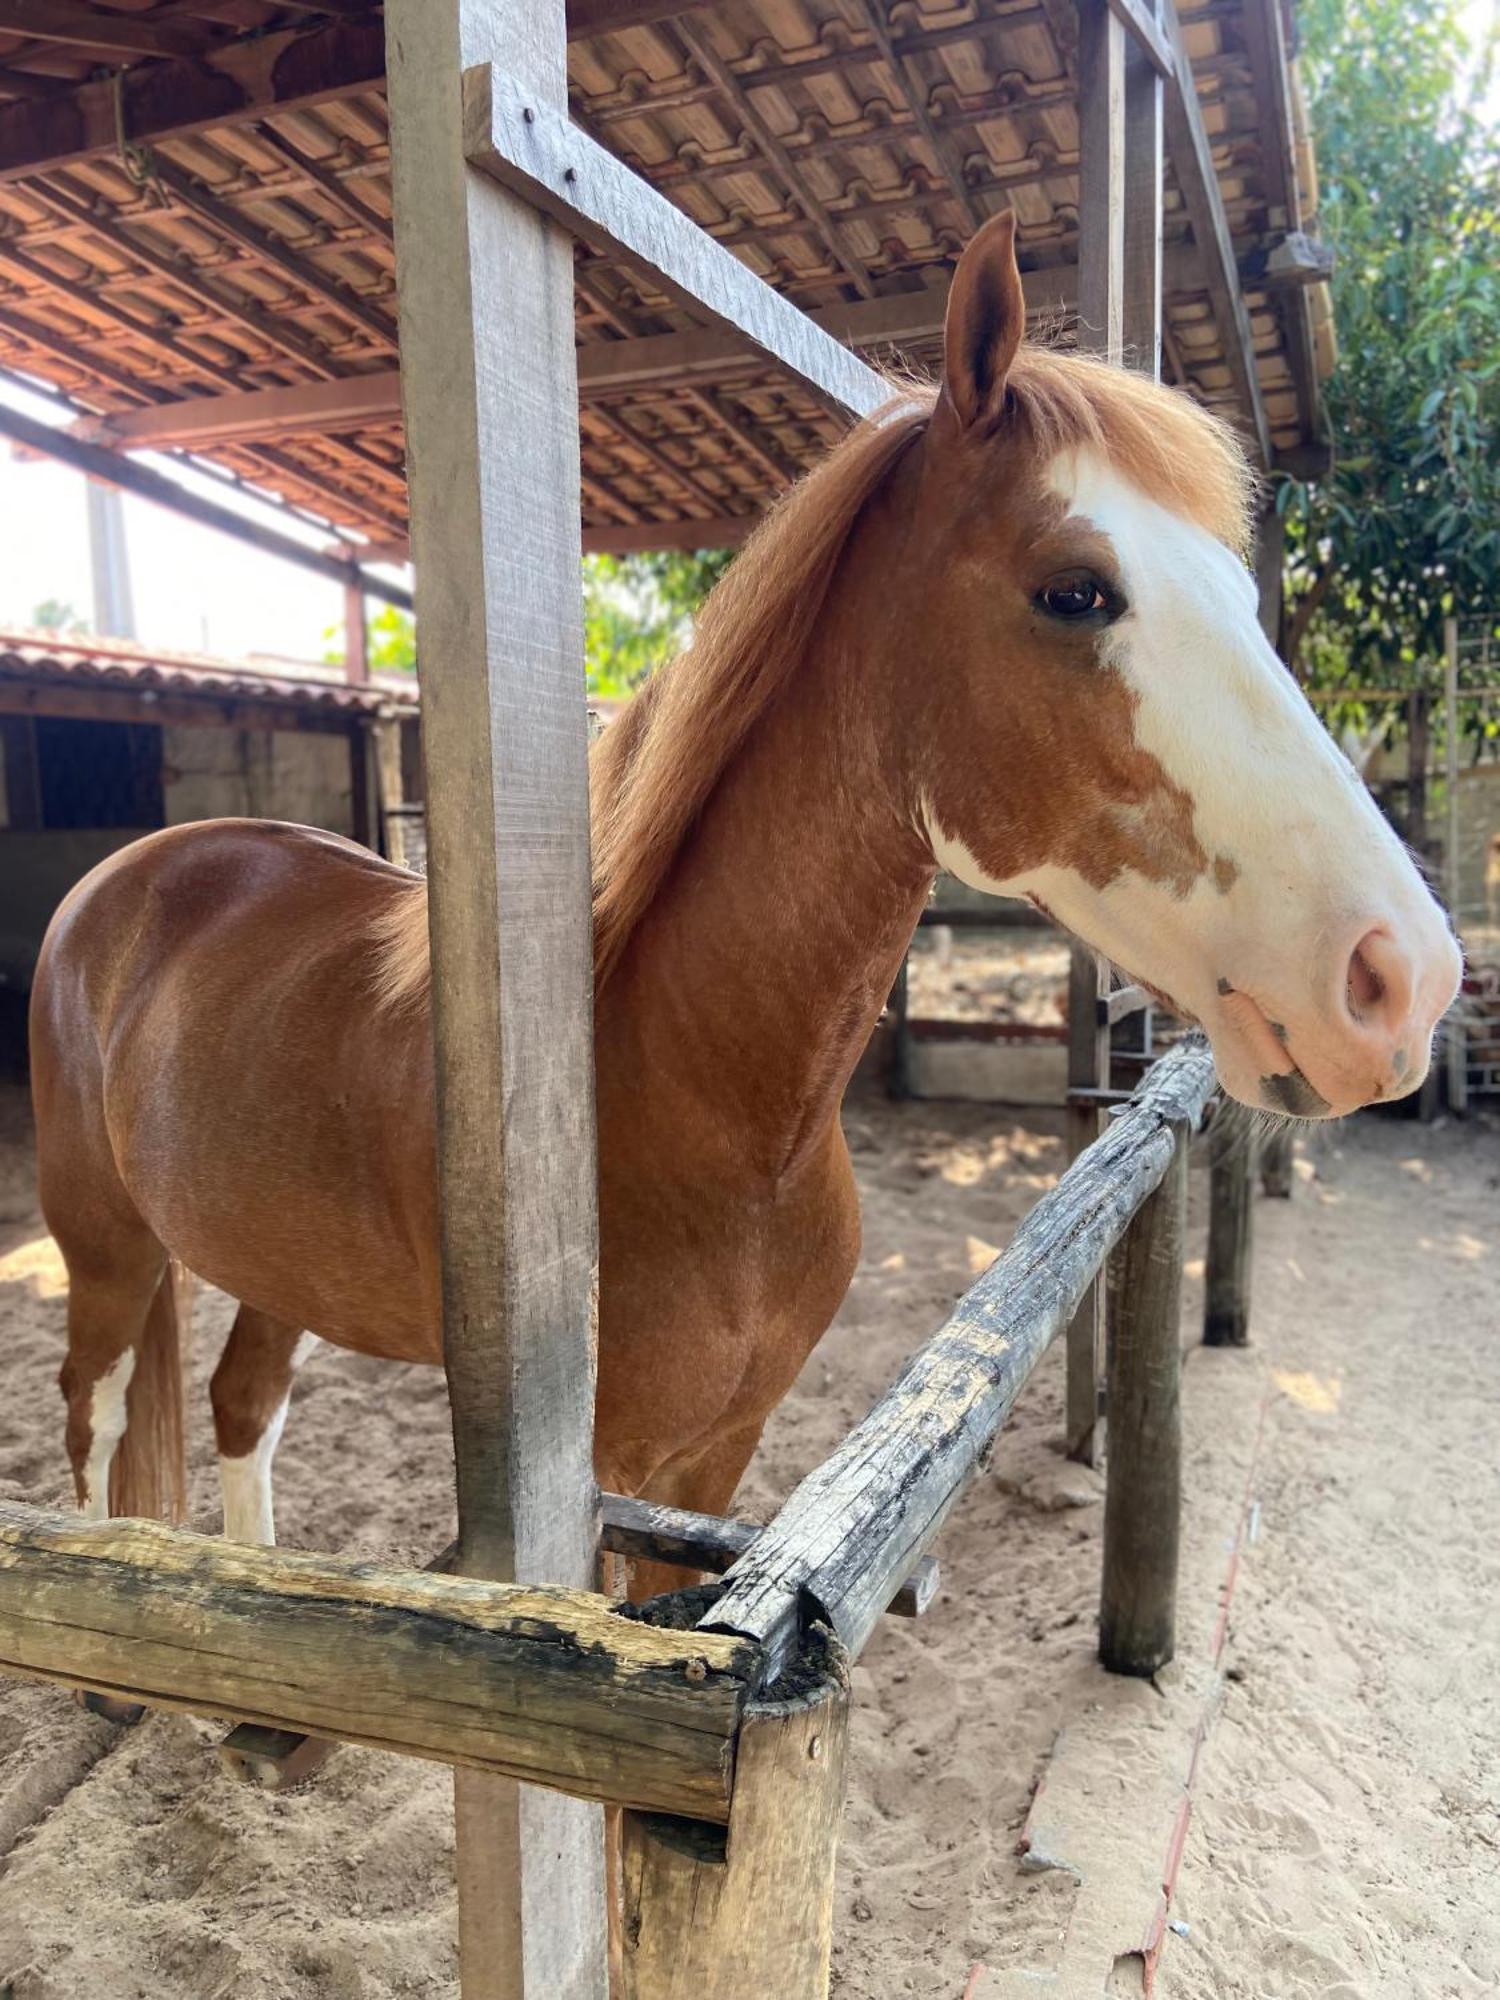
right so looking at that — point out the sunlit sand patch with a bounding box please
[1273,1369,1341,1415]
[0,1234,67,1301]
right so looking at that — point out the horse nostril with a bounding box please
[1344,927,1411,1035]
[1347,944,1383,1017]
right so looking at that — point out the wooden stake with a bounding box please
[1100,1121,1187,1675]
[621,1639,850,2000]
[1260,1126,1294,1199]
[1064,944,1110,1463]
[1203,1140,1254,1347]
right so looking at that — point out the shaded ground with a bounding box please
[0,1078,1493,1997]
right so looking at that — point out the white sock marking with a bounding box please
[219,1333,320,1546]
[81,1350,135,1521]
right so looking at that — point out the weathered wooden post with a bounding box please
[1064,944,1110,1461]
[1065,0,1163,1465]
[1100,1119,1188,1674]
[621,1638,849,2000]
[386,1,606,1993]
[1203,1129,1254,1346]
[1260,1125,1294,1198]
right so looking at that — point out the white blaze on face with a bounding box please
[219,1331,320,1547]
[81,1349,136,1521]
[928,449,1461,1113]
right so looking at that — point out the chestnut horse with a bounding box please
[30,215,1459,1572]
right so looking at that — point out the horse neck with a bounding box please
[602,534,934,1185]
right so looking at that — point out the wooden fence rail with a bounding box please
[704,1037,1218,1679]
[0,1504,757,1823]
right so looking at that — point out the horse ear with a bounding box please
[941,210,1026,432]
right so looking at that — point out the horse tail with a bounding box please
[109,1261,191,1524]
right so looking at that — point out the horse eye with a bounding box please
[1037,572,1116,620]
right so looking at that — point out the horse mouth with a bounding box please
[1215,983,1332,1118]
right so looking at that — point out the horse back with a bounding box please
[31,820,443,1362]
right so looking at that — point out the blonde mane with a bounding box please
[377,346,1253,1009]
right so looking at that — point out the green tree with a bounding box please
[31,598,89,637]
[321,552,734,696]
[581,547,735,700]
[323,603,417,674]
[1282,0,1500,687]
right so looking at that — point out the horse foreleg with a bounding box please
[210,1308,319,1545]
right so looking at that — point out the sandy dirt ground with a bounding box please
[0,1072,1495,1999]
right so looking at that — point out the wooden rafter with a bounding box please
[845,0,985,234]
[0,2,223,59]
[144,154,399,349]
[0,17,385,181]
[671,18,879,300]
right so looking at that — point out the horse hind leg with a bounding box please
[211,1307,319,1545]
[56,1228,173,1521]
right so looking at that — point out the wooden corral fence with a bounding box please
[0,1,1295,1994]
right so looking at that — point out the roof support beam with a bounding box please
[582,513,756,555]
[0,399,412,608]
[0,18,385,182]
[1159,0,1272,466]
[0,2,219,59]
[74,370,405,449]
[1238,0,1322,447]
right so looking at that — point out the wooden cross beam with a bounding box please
[464,64,888,423]
[0,1501,757,1822]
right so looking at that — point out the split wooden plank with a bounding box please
[704,1040,1218,1680]
[0,1504,758,1822]
[463,64,887,422]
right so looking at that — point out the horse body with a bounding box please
[30,214,1461,1563]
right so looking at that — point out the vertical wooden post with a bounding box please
[1260,1125,1294,1198]
[343,578,370,686]
[620,1653,850,2000]
[1121,0,1164,371]
[1065,0,1161,1465]
[347,722,374,850]
[385,3,606,1996]
[1064,946,1109,1462]
[1203,1129,1254,1347]
[1077,0,1125,363]
[372,717,405,864]
[1407,687,1431,860]
[1100,1121,1188,1674]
